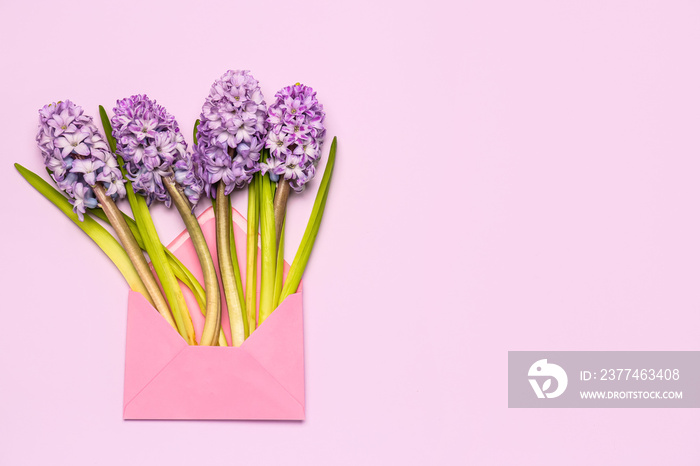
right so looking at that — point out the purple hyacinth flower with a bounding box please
[193,70,268,198]
[261,83,325,192]
[111,95,202,208]
[36,100,126,220]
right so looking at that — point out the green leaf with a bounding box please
[230,206,246,331]
[193,119,200,145]
[98,105,117,153]
[15,163,148,297]
[245,177,259,334]
[258,150,278,324]
[90,207,144,247]
[278,137,337,304]
[131,192,196,344]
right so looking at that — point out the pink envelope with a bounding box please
[122,207,305,420]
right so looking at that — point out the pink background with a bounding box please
[2,0,700,464]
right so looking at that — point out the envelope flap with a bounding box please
[123,346,304,420]
[124,291,187,406]
[241,293,305,408]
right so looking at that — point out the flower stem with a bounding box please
[279,137,337,304]
[130,192,196,345]
[273,220,286,306]
[273,178,291,247]
[168,251,227,346]
[92,208,201,303]
[91,206,228,346]
[215,182,247,346]
[168,252,206,313]
[245,177,259,333]
[92,183,177,330]
[258,155,277,325]
[93,208,191,292]
[229,204,247,336]
[164,178,221,346]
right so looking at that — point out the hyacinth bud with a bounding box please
[193,70,268,197]
[262,84,326,192]
[111,95,202,207]
[36,100,126,220]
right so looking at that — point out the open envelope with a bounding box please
[122,207,305,420]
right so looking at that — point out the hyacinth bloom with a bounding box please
[36,100,126,220]
[194,70,268,346]
[36,100,176,331]
[111,95,221,346]
[194,70,268,198]
[112,95,202,207]
[262,83,326,194]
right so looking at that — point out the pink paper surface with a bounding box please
[123,207,304,420]
[5,0,700,464]
[123,292,304,420]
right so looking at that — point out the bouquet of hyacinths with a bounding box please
[16,70,336,351]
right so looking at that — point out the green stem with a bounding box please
[90,207,206,307]
[165,240,228,346]
[229,203,247,337]
[15,163,149,299]
[273,178,290,247]
[245,178,259,333]
[193,119,200,145]
[90,207,205,307]
[167,252,206,311]
[215,183,246,346]
[258,151,277,325]
[93,183,177,330]
[279,137,337,304]
[131,193,196,345]
[164,178,221,346]
[273,220,286,306]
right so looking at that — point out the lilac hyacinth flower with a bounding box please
[194,70,268,197]
[111,95,202,207]
[36,100,126,220]
[261,83,326,192]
